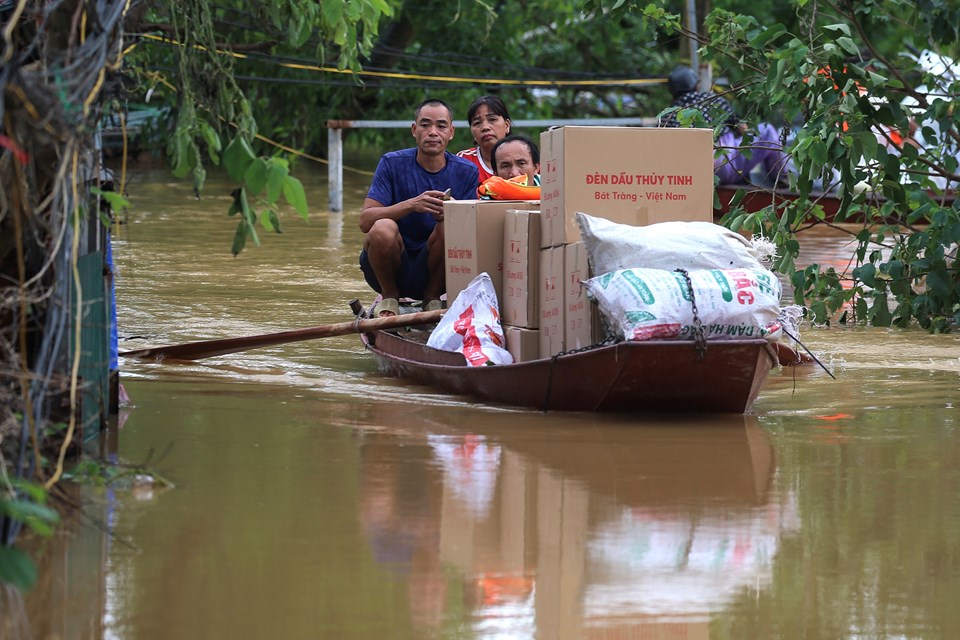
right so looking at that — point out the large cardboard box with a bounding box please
[538,246,565,358]
[563,242,593,350]
[444,200,539,306]
[503,210,541,328]
[539,127,714,247]
[504,325,540,363]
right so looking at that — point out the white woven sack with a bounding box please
[583,267,783,342]
[575,212,766,276]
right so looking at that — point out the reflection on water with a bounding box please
[366,411,794,638]
[15,165,960,639]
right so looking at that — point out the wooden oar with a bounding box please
[120,309,445,361]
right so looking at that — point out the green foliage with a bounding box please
[225,156,309,256]
[0,546,38,592]
[131,0,397,252]
[669,0,960,332]
[0,480,60,591]
[131,0,678,155]
[64,459,175,490]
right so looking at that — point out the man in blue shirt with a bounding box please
[360,99,479,317]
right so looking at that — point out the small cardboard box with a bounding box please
[539,126,714,247]
[444,200,539,306]
[504,325,540,363]
[563,242,593,350]
[503,210,541,328]
[538,246,565,358]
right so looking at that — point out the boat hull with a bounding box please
[363,330,777,414]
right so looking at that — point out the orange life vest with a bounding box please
[476,174,540,200]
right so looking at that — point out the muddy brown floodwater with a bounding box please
[10,164,960,640]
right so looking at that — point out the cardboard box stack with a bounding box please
[536,126,715,358]
[502,210,541,328]
[501,209,542,363]
[538,244,564,358]
[540,126,715,247]
[444,127,716,362]
[444,200,539,306]
[505,326,539,364]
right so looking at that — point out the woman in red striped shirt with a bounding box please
[456,95,513,185]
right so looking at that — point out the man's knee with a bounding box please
[365,219,402,251]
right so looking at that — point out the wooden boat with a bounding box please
[361,329,777,414]
[716,184,841,220]
[714,183,956,222]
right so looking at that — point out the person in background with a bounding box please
[457,95,513,185]
[662,65,791,187]
[490,134,541,184]
[661,65,743,133]
[360,98,478,318]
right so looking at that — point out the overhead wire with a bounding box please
[146,72,374,175]
[205,4,621,80]
[134,33,666,88]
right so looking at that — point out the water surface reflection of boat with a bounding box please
[358,409,798,638]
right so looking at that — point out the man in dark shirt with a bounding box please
[359,99,479,317]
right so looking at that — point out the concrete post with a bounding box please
[327,126,343,212]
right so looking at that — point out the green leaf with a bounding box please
[836,37,859,56]
[239,189,260,247]
[855,263,877,287]
[368,0,392,14]
[243,159,269,196]
[823,23,852,37]
[227,191,240,217]
[855,297,868,321]
[321,1,343,27]
[231,219,247,256]
[748,23,786,48]
[0,498,60,532]
[925,269,953,298]
[268,210,282,233]
[169,131,196,179]
[265,160,289,204]
[888,260,905,281]
[282,176,309,220]
[869,294,893,326]
[198,122,222,165]
[223,136,256,183]
[0,546,37,591]
[90,187,130,212]
[810,140,827,166]
[259,209,275,232]
[9,480,47,504]
[293,17,312,48]
[859,132,878,162]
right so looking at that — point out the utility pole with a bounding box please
[685,0,698,72]
[687,0,713,90]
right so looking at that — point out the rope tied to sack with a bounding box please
[674,268,707,362]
